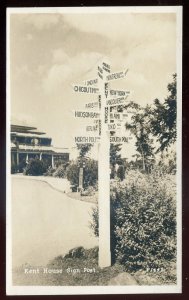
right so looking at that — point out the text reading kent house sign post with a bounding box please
[73,61,132,268]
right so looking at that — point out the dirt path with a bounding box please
[11,177,98,269]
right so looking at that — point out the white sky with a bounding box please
[9,9,177,160]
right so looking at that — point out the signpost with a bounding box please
[72,60,131,268]
[106,69,128,81]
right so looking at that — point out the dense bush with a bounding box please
[24,158,48,176]
[117,165,125,181]
[91,170,176,271]
[83,159,98,189]
[66,162,79,187]
[43,166,56,177]
[53,164,67,178]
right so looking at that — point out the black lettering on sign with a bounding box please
[99,120,101,136]
[104,107,109,124]
[98,95,101,110]
[104,83,109,98]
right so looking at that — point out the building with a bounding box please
[11,124,69,171]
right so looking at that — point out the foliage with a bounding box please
[125,104,155,171]
[24,158,48,176]
[43,166,56,177]
[81,186,96,196]
[148,74,177,152]
[76,143,93,158]
[155,149,176,175]
[66,159,98,189]
[90,170,176,271]
[66,162,79,187]
[53,164,67,178]
[117,165,125,181]
[83,159,98,189]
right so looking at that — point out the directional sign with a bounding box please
[98,66,103,80]
[106,123,123,131]
[110,136,133,143]
[75,136,100,144]
[102,62,111,73]
[74,111,100,119]
[86,124,98,132]
[110,89,131,97]
[106,95,129,106]
[109,112,129,121]
[84,78,98,86]
[110,112,130,123]
[106,69,129,81]
[85,101,99,109]
[73,85,99,94]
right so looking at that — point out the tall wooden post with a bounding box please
[98,62,111,268]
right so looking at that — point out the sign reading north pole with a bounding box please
[72,61,131,268]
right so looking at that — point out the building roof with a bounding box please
[11,124,46,135]
[11,132,51,139]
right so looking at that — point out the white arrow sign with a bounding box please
[106,123,123,131]
[109,89,131,97]
[110,136,133,143]
[86,124,99,132]
[106,69,129,81]
[73,85,99,94]
[84,78,98,86]
[74,111,100,119]
[75,136,100,144]
[109,112,130,122]
[106,95,130,106]
[85,101,99,109]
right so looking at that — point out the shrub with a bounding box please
[90,170,176,271]
[81,186,95,196]
[53,164,67,178]
[83,159,98,189]
[44,166,56,177]
[24,158,48,176]
[66,162,79,187]
[117,165,125,181]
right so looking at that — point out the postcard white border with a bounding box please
[6,6,182,295]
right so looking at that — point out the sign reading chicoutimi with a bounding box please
[72,59,132,269]
[73,85,99,94]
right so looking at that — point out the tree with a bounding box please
[76,143,93,158]
[125,104,154,171]
[149,74,177,153]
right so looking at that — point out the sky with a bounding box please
[9,9,177,160]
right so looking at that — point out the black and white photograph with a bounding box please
[6,6,182,295]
